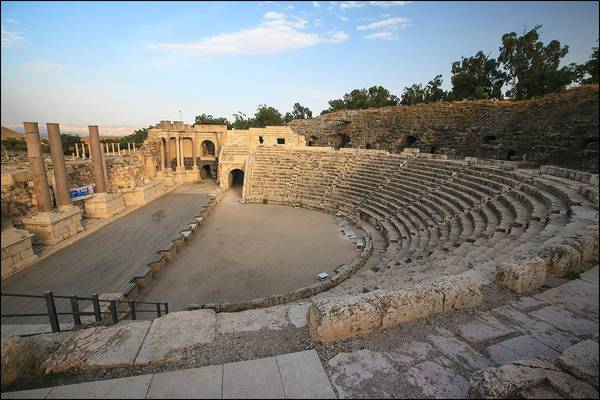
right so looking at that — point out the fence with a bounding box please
[1,291,168,334]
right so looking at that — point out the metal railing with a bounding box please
[1,291,168,333]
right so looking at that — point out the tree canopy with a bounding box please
[324,86,400,113]
[193,114,230,126]
[450,51,506,100]
[284,102,313,123]
[576,44,599,84]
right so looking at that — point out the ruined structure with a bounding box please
[290,85,599,172]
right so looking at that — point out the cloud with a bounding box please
[356,16,410,30]
[148,12,348,58]
[368,1,411,7]
[314,19,324,27]
[340,16,350,21]
[22,60,67,71]
[340,1,366,9]
[364,31,396,40]
[7,18,19,24]
[1,25,26,48]
[312,1,321,7]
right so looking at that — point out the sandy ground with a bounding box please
[139,188,357,310]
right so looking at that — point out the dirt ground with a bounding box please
[139,188,358,310]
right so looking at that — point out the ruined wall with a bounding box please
[290,85,599,172]
[1,155,146,220]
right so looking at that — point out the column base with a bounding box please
[84,192,125,219]
[122,181,165,206]
[21,207,84,246]
[1,227,38,280]
[174,171,186,184]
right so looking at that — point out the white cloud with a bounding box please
[340,16,350,21]
[364,31,396,40]
[1,25,26,48]
[340,1,366,9]
[356,16,410,30]
[7,18,19,24]
[312,1,321,7]
[314,19,324,27]
[22,60,68,71]
[149,12,348,58]
[368,1,411,7]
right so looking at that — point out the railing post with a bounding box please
[156,303,162,318]
[70,295,81,326]
[164,302,169,315]
[109,299,118,324]
[44,290,60,333]
[128,300,137,321]
[91,293,102,322]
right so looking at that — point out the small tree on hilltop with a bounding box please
[284,102,313,123]
[498,25,576,99]
[252,105,284,127]
[575,43,599,84]
[400,83,426,105]
[193,114,230,126]
[450,51,507,100]
[424,75,448,102]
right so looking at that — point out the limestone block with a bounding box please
[307,293,383,343]
[557,340,599,387]
[495,257,546,294]
[376,284,443,329]
[1,332,72,385]
[431,275,483,312]
[539,244,581,276]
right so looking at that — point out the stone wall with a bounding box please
[1,155,146,220]
[290,85,599,172]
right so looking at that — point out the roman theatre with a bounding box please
[1,86,598,397]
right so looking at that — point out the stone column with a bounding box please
[165,137,171,171]
[117,143,121,156]
[192,137,198,168]
[88,125,107,193]
[159,138,165,172]
[23,122,52,212]
[127,143,131,155]
[105,143,109,154]
[111,142,115,155]
[81,143,86,160]
[176,136,181,169]
[75,143,80,158]
[47,123,70,207]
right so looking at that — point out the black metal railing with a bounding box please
[1,291,168,333]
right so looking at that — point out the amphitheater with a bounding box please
[1,87,599,398]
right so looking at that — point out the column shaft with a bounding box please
[176,137,181,168]
[23,122,53,212]
[159,138,165,172]
[192,137,197,167]
[47,123,70,206]
[75,143,80,158]
[88,126,107,193]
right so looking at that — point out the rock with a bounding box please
[1,332,71,385]
[431,275,483,311]
[41,321,151,374]
[307,293,383,343]
[428,329,489,371]
[539,244,581,277]
[216,306,288,333]
[135,310,216,365]
[406,359,469,398]
[557,340,599,387]
[495,257,546,293]
[375,284,443,329]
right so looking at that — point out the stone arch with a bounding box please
[405,135,417,147]
[201,140,216,156]
[202,164,213,179]
[228,169,245,193]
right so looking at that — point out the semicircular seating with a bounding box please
[245,147,599,300]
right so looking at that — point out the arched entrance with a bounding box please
[202,140,216,156]
[405,135,417,147]
[228,169,244,196]
[202,165,213,179]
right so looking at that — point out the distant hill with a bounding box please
[1,127,23,141]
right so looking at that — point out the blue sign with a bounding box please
[69,184,96,202]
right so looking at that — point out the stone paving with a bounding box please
[3,350,336,399]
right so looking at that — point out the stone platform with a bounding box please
[21,208,83,246]
[122,181,165,207]
[83,192,125,219]
[1,227,38,280]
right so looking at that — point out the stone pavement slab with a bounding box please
[277,350,336,399]
[47,374,153,399]
[428,329,490,371]
[135,310,216,365]
[216,306,289,334]
[558,340,599,387]
[534,278,599,322]
[405,359,469,398]
[146,364,223,399]
[223,356,285,399]
[486,335,560,365]
[2,387,52,399]
[579,266,598,284]
[530,305,599,338]
[458,313,515,344]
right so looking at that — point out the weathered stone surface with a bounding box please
[580,266,599,284]
[146,364,222,399]
[431,275,483,312]
[387,341,433,368]
[530,305,599,338]
[307,294,383,343]
[486,335,560,365]
[495,257,546,293]
[135,310,216,365]
[41,321,151,374]
[277,350,336,399]
[376,284,443,328]
[428,328,490,370]
[533,278,599,322]
[468,357,599,399]
[405,359,469,398]
[222,356,285,399]
[216,306,288,333]
[459,313,515,344]
[327,350,398,399]
[558,340,599,387]
[539,244,581,276]
[1,332,71,385]
[46,374,153,399]
[287,302,311,328]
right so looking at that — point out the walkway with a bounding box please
[3,350,336,399]
[1,183,213,325]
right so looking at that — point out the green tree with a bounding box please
[367,86,400,107]
[424,74,447,102]
[450,51,507,100]
[324,85,400,112]
[193,114,230,126]
[400,83,426,105]
[252,104,284,127]
[498,25,576,99]
[284,102,313,123]
[231,111,252,129]
[576,44,599,84]
[60,133,81,155]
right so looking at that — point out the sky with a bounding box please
[1,1,598,136]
